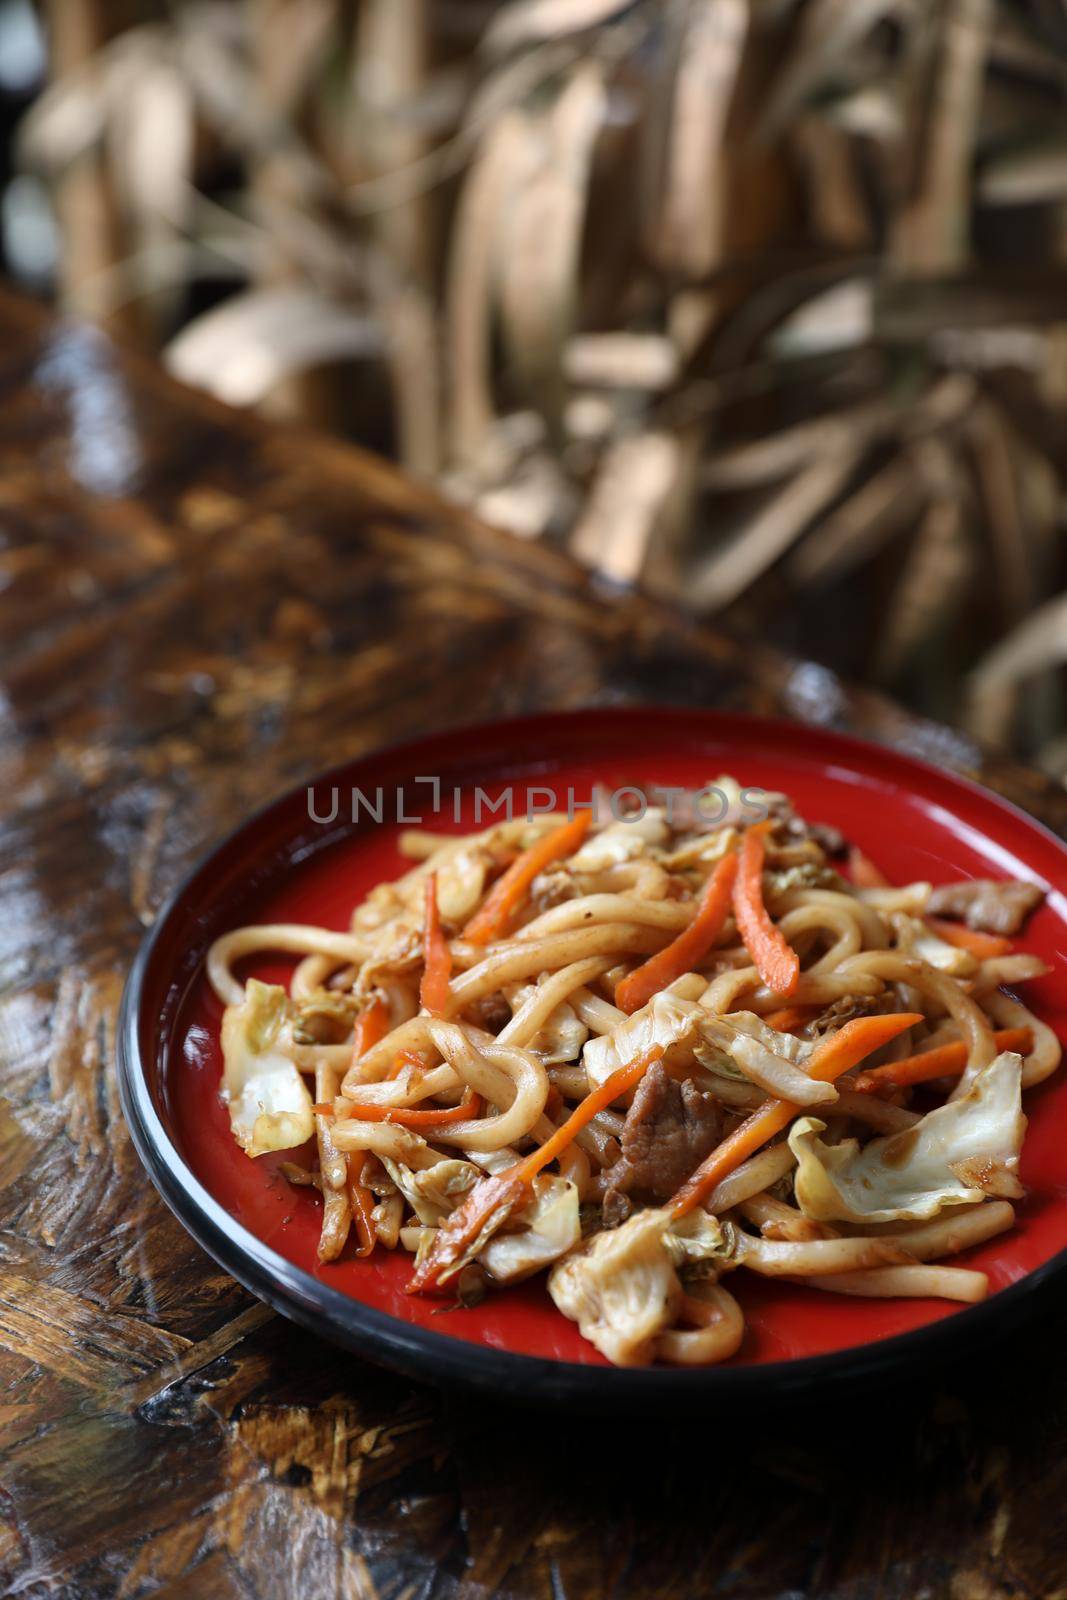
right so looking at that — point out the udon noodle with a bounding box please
[207,782,1056,1367]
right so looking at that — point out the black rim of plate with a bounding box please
[116,706,1067,1410]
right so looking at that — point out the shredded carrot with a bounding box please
[462,811,593,944]
[408,1043,666,1292]
[330,1084,482,1127]
[350,1002,429,1086]
[853,1026,1032,1095]
[764,1004,819,1033]
[351,995,389,1064]
[733,826,800,997]
[667,1011,923,1219]
[407,1170,527,1293]
[848,850,1014,956]
[614,852,738,1014]
[388,1047,427,1080]
[848,846,889,889]
[349,1167,377,1258]
[516,1043,666,1183]
[420,872,452,1016]
[926,916,1014,961]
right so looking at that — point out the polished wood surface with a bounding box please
[3,289,1067,1599]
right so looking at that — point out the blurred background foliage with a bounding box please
[5,0,1067,774]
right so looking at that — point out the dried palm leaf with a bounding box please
[988,7,1067,85]
[68,236,256,319]
[965,401,1045,622]
[344,38,582,217]
[248,192,364,292]
[979,140,1067,206]
[890,0,992,274]
[564,334,678,391]
[790,115,873,249]
[478,449,577,539]
[758,0,909,138]
[702,397,893,492]
[654,0,748,279]
[446,109,530,465]
[164,287,381,404]
[105,56,196,332]
[967,593,1067,746]
[374,279,441,477]
[789,456,927,586]
[874,493,973,683]
[496,62,607,434]
[689,446,863,610]
[483,0,639,57]
[570,431,683,583]
[18,27,164,174]
[772,372,978,609]
[353,0,438,473]
[173,3,331,200]
[34,5,150,341]
[820,83,905,141]
[251,0,336,117]
[873,272,1067,341]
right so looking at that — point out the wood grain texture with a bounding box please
[2,288,1067,1600]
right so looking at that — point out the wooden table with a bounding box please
[3,288,1067,1600]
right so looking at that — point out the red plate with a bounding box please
[118,709,1067,1406]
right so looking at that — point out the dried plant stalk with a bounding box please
[496,62,607,436]
[571,432,682,583]
[689,450,863,612]
[43,0,140,343]
[354,0,439,474]
[249,0,339,423]
[891,0,992,274]
[446,110,529,467]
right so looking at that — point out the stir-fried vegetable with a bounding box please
[764,1004,819,1033]
[408,1044,666,1291]
[220,979,315,1156]
[407,1170,527,1292]
[462,811,593,944]
[525,1043,666,1173]
[548,1207,682,1366]
[480,1175,581,1283]
[349,1164,378,1257]
[791,1051,1026,1223]
[351,995,389,1062]
[420,872,453,1016]
[389,1047,427,1079]
[667,1012,924,1219]
[614,852,737,1014]
[926,916,1014,961]
[854,1026,1031,1094]
[848,846,889,889]
[733,826,800,996]
[319,1084,482,1127]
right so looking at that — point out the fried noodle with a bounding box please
[206,783,1056,1367]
